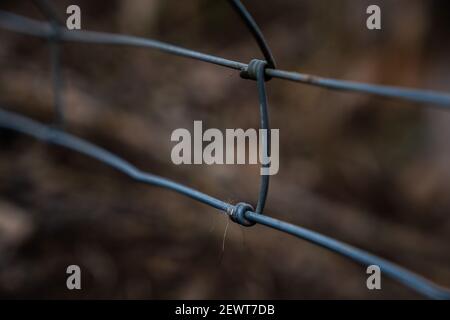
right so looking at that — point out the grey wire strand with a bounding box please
[0,11,246,71]
[246,212,450,300]
[1,10,449,107]
[266,68,450,107]
[227,0,277,69]
[255,62,270,213]
[0,108,449,300]
[0,108,230,212]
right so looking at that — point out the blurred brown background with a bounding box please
[0,0,449,299]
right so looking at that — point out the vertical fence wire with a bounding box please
[32,0,65,127]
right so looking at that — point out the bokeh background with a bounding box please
[0,0,449,299]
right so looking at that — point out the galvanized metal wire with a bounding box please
[0,1,450,299]
[227,0,277,69]
[1,108,449,300]
[1,11,450,107]
[254,60,271,214]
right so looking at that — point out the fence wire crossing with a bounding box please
[0,0,449,299]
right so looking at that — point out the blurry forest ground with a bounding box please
[0,0,450,299]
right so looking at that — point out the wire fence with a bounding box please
[0,0,449,299]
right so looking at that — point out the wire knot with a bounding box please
[240,59,271,81]
[229,202,256,227]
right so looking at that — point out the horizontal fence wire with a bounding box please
[1,108,450,300]
[0,0,450,299]
[1,10,450,107]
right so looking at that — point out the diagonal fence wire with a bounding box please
[227,0,277,69]
[1,10,450,107]
[1,108,450,300]
[0,0,450,299]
